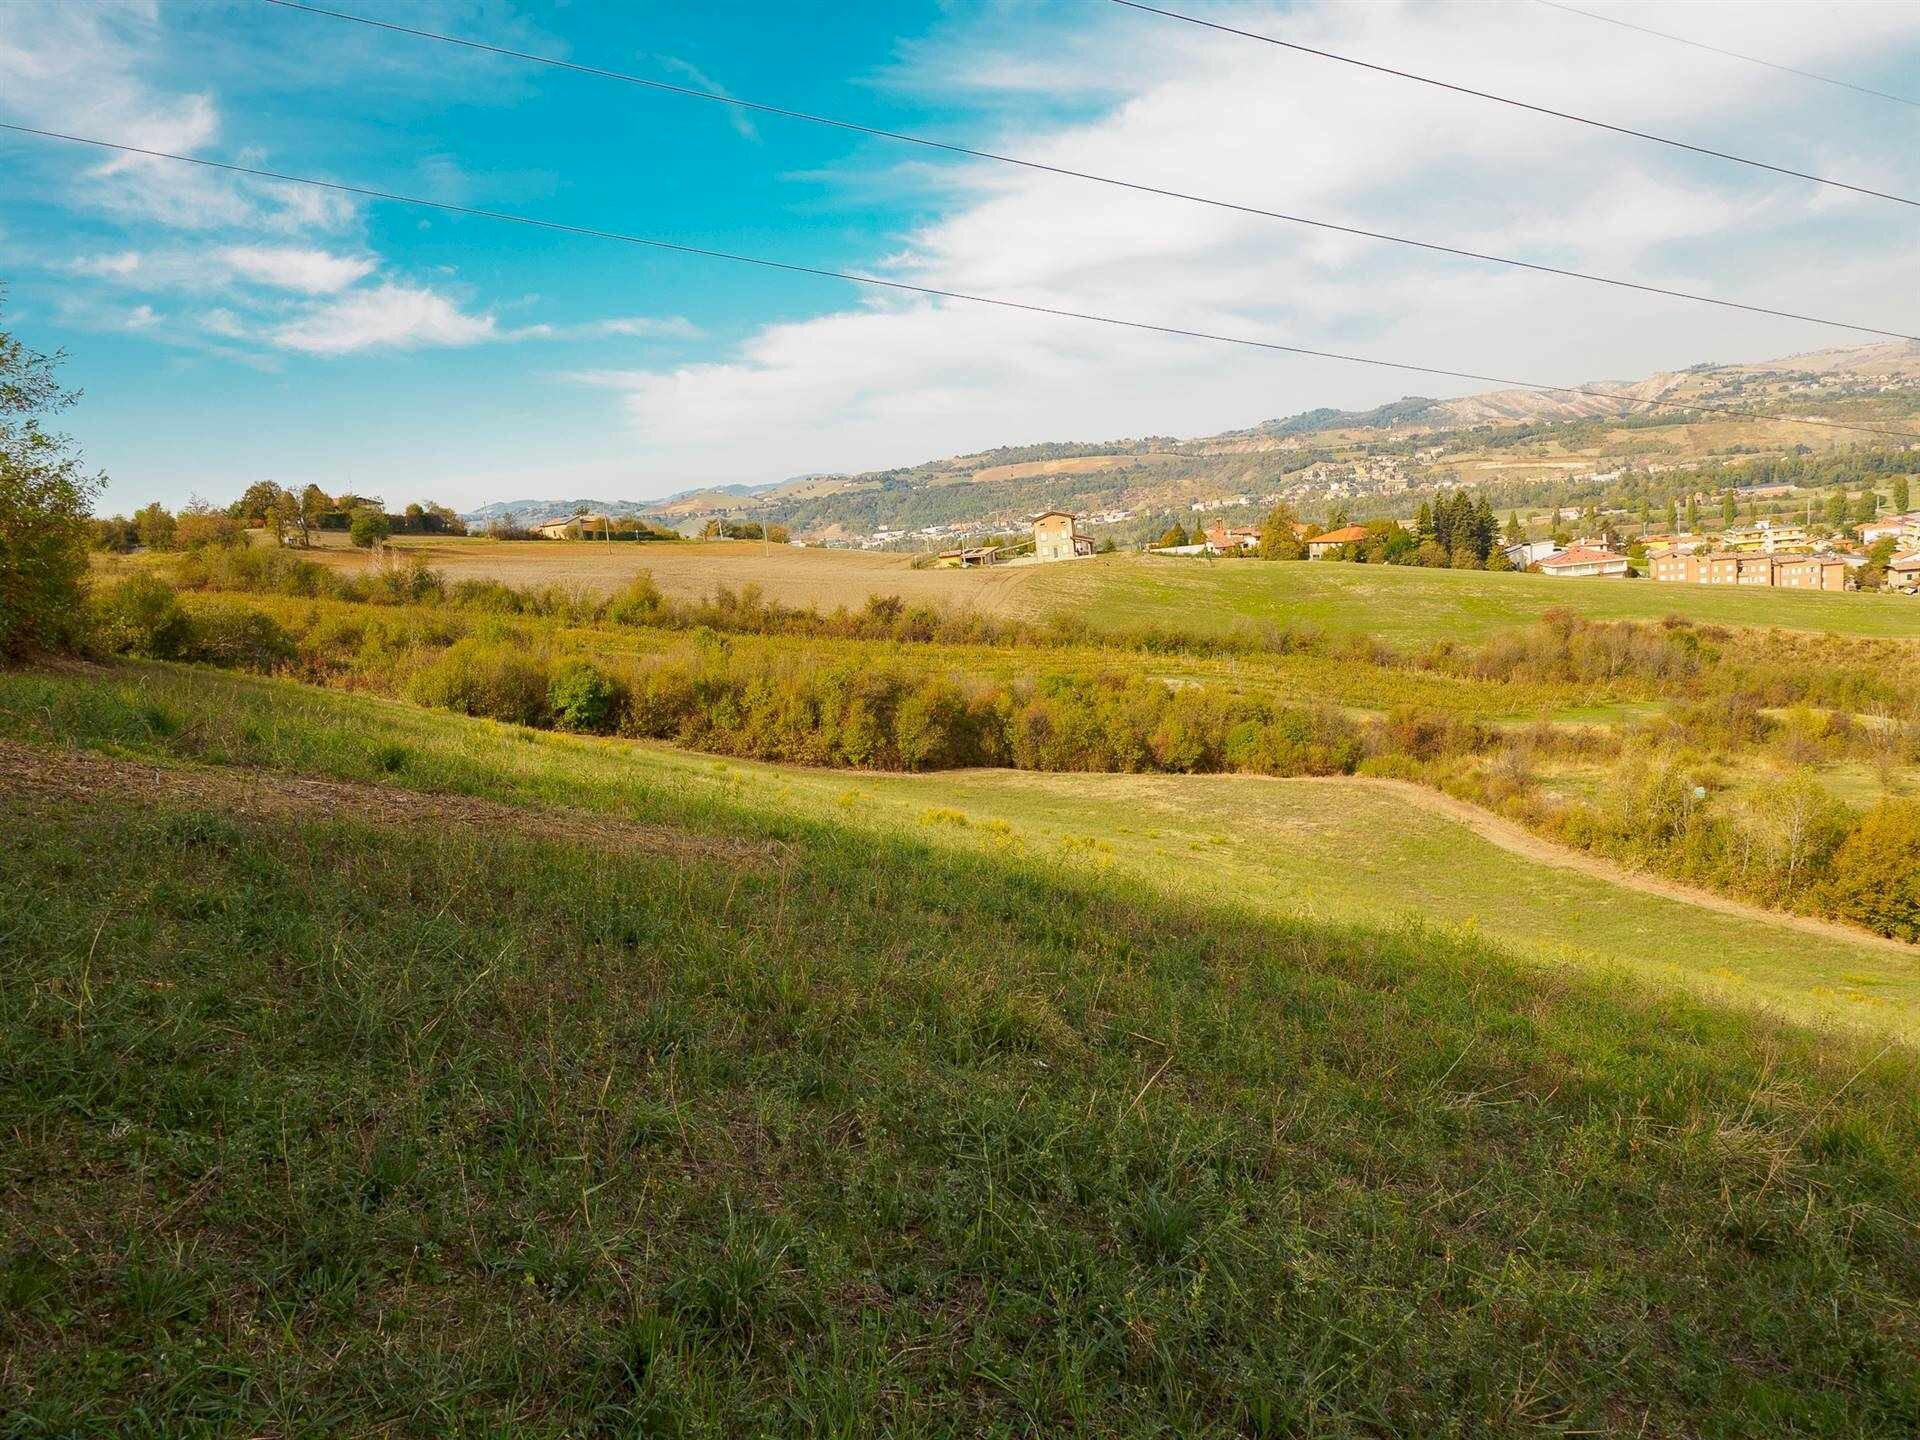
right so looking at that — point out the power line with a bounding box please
[257,0,1917,344]
[4,120,1917,443]
[1110,0,1920,210]
[1531,0,1920,111]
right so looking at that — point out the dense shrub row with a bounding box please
[404,637,1368,777]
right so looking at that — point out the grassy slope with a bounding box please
[1031,554,1920,646]
[6,664,1915,1039]
[6,663,1920,1435]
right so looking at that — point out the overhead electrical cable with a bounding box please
[1531,0,1920,111]
[5,121,1917,442]
[1109,0,1920,209]
[256,0,1917,343]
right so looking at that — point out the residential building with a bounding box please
[1719,521,1808,554]
[1857,513,1920,548]
[533,513,610,540]
[1774,555,1851,591]
[1030,510,1094,562]
[1654,551,1850,590]
[1887,553,1920,593]
[1537,546,1629,579]
[1202,523,1261,553]
[1305,524,1370,559]
[1502,538,1559,569]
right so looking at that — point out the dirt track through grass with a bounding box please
[1342,774,1919,955]
[0,738,779,866]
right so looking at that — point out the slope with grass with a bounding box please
[1032,553,1920,646]
[5,658,1920,1434]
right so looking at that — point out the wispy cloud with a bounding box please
[657,56,759,142]
[270,283,499,355]
[217,245,378,295]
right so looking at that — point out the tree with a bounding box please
[232,480,285,527]
[134,502,176,550]
[1256,502,1303,559]
[175,497,240,550]
[1685,495,1700,532]
[349,505,392,548]
[1859,536,1897,590]
[1854,490,1879,526]
[300,483,333,532]
[1414,499,1435,542]
[1503,511,1523,545]
[1665,499,1679,533]
[1721,490,1737,528]
[271,488,304,546]
[1325,502,1350,530]
[1156,523,1189,548]
[0,295,101,658]
[1470,496,1497,563]
[91,515,137,552]
[1826,489,1850,529]
[1894,475,1911,514]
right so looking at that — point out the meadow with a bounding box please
[1042,553,1920,646]
[297,537,1920,647]
[5,658,1920,1433]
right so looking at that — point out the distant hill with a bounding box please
[465,340,1920,540]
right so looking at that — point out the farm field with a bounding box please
[6,658,1920,1433]
[299,534,1055,615]
[299,536,1920,646]
[1035,553,1920,646]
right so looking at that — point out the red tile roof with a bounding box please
[1309,524,1371,545]
[1539,546,1626,568]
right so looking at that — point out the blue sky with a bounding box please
[3,0,1918,514]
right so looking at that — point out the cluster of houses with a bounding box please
[953,502,1920,594]
[1625,513,1920,592]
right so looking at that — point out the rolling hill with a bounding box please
[463,341,1920,546]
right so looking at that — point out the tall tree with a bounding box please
[1721,490,1738,528]
[1894,475,1911,514]
[0,294,100,657]
[1685,495,1700,531]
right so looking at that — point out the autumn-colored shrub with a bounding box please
[1822,801,1920,941]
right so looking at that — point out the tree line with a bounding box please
[90,482,468,554]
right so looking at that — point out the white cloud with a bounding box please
[512,315,704,342]
[0,2,358,233]
[217,245,377,294]
[579,0,1920,484]
[272,283,498,355]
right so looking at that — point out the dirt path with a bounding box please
[1334,774,1917,956]
[0,739,780,867]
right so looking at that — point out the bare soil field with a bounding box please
[305,535,1056,614]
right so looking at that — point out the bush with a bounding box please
[1822,801,1920,940]
[548,657,623,733]
[184,602,295,672]
[406,639,553,726]
[349,507,392,548]
[91,573,196,659]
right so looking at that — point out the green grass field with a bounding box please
[7,660,1920,1432]
[1031,554,1920,646]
